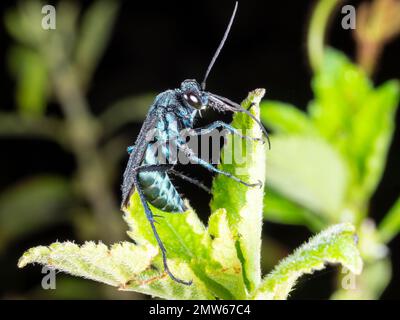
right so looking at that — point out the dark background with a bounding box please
[0,0,399,299]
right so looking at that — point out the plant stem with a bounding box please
[307,0,342,72]
[0,112,66,146]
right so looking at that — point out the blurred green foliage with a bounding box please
[262,48,400,227]
[0,176,71,252]
[261,48,400,298]
[1,0,154,243]
[259,0,400,299]
[1,0,152,299]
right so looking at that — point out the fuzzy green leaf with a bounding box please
[18,240,213,300]
[18,241,158,286]
[205,209,247,299]
[124,194,226,299]
[123,165,250,298]
[210,89,266,293]
[252,223,362,300]
[124,194,207,264]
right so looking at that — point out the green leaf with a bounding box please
[309,48,400,207]
[18,241,157,286]
[123,194,207,263]
[124,193,246,299]
[211,89,266,293]
[260,101,316,135]
[205,209,247,299]
[18,240,212,300]
[266,135,348,221]
[378,197,400,243]
[310,48,372,142]
[0,176,71,250]
[19,190,248,299]
[252,223,363,300]
[351,80,400,202]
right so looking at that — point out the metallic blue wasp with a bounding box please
[121,2,269,285]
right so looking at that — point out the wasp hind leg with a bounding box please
[168,169,211,194]
[132,173,192,286]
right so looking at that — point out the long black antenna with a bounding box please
[201,1,238,90]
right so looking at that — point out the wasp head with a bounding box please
[180,79,208,110]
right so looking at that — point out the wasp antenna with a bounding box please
[201,1,238,91]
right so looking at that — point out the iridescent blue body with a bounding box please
[120,1,269,286]
[121,80,267,286]
[130,90,197,213]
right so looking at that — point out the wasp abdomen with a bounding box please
[138,171,185,213]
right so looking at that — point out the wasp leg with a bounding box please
[247,102,256,111]
[189,120,262,143]
[127,146,135,154]
[176,142,262,188]
[132,168,192,286]
[168,169,211,194]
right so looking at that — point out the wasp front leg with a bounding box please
[189,120,263,143]
[174,139,262,188]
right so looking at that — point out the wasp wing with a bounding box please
[121,106,161,208]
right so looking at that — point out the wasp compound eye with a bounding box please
[183,92,203,109]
